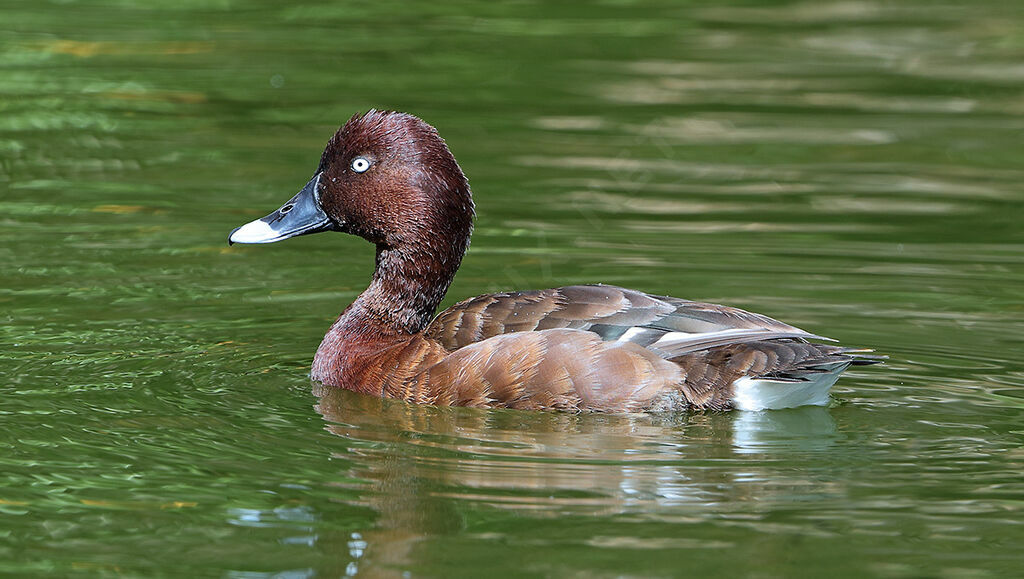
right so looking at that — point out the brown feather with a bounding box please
[317,283,875,412]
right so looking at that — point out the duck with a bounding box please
[229,110,879,412]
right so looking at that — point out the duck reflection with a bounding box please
[731,405,839,454]
[310,385,841,576]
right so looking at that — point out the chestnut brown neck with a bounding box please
[353,235,466,335]
[311,226,468,388]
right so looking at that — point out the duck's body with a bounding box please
[230,110,878,412]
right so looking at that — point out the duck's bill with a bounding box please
[229,173,339,244]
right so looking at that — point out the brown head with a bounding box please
[317,110,474,248]
[229,110,475,333]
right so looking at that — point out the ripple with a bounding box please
[630,117,897,145]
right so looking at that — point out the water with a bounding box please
[2,1,1023,577]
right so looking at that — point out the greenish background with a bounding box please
[2,1,1023,577]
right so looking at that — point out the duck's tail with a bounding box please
[731,347,885,411]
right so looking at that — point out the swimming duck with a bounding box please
[229,110,878,412]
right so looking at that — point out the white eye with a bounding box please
[351,157,371,173]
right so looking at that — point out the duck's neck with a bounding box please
[363,241,463,333]
[335,231,468,336]
[311,239,464,388]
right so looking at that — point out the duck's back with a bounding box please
[416,285,876,411]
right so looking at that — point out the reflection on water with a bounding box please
[314,387,844,503]
[730,406,838,454]
[310,388,847,575]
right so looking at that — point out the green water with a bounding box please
[3,1,1024,577]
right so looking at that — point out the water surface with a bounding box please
[2,1,1023,577]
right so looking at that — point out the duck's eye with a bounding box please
[351,157,371,173]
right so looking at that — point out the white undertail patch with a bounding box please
[731,362,850,411]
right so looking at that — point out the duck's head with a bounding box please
[229,110,474,253]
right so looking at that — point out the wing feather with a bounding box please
[426,284,820,355]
